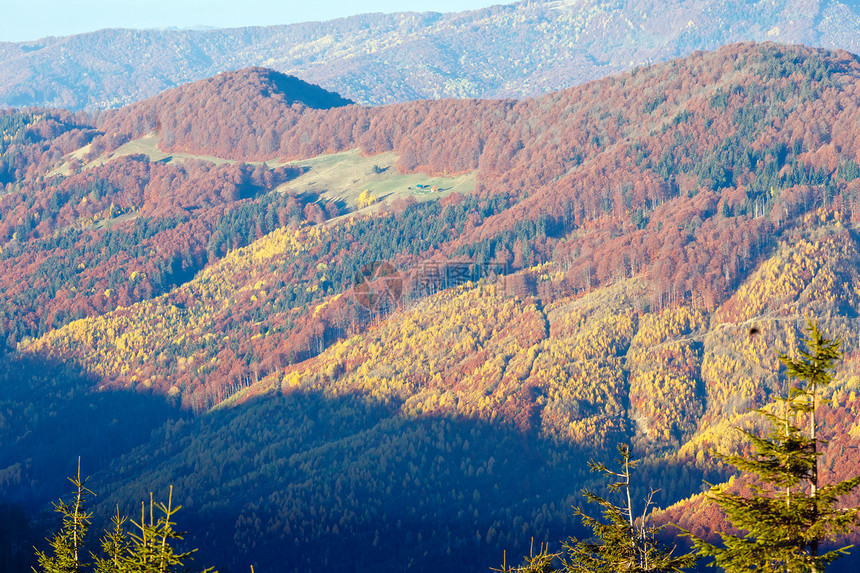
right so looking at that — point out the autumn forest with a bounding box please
[2,41,860,572]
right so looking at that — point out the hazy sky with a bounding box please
[0,0,507,42]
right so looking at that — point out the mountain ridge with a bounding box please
[3,0,860,110]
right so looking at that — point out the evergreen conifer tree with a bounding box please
[563,444,694,573]
[121,487,211,573]
[34,465,215,573]
[496,444,693,573]
[92,510,129,573]
[34,458,93,573]
[689,319,860,572]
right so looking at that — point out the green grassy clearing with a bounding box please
[278,149,476,212]
[51,136,477,213]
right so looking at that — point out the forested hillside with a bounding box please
[3,42,860,572]
[2,0,860,110]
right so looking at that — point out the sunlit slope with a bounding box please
[24,221,860,451]
[30,214,849,463]
[23,224,327,409]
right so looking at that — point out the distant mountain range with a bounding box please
[2,0,860,110]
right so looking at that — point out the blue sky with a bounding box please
[0,0,506,42]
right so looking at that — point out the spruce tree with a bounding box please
[689,319,860,572]
[496,444,693,573]
[121,487,211,573]
[563,444,694,573]
[34,458,94,573]
[92,509,129,573]
[494,541,560,573]
[35,465,215,573]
